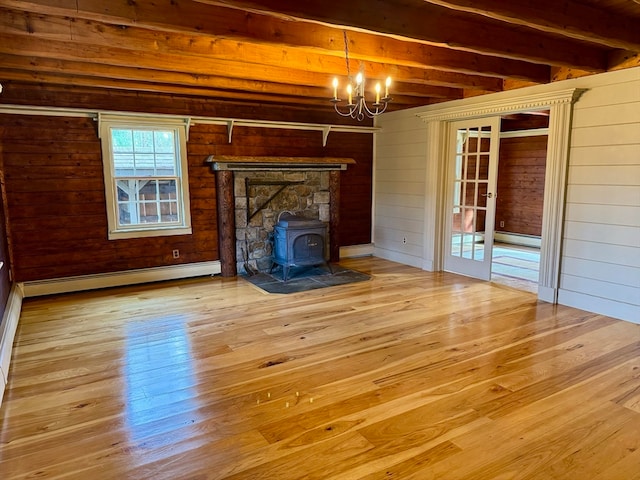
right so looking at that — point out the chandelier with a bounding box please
[330,32,392,120]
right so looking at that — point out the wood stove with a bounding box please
[271,213,331,281]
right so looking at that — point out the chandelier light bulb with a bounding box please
[330,30,392,120]
[355,72,363,96]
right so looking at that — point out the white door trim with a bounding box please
[417,88,585,303]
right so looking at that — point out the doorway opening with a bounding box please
[490,112,549,293]
[418,86,581,303]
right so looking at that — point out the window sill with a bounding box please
[108,226,192,240]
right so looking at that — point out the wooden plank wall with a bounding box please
[495,135,548,236]
[559,69,640,322]
[0,83,372,282]
[199,126,373,246]
[0,126,11,314]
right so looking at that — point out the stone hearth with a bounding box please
[207,156,355,277]
[235,170,330,274]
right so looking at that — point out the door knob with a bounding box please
[481,192,493,198]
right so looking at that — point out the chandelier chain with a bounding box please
[343,30,351,79]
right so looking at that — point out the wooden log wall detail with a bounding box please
[0,114,219,282]
[215,170,236,277]
[0,84,373,282]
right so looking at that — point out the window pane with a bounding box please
[118,202,132,225]
[159,180,177,197]
[154,131,175,153]
[139,180,157,200]
[161,202,179,222]
[105,122,189,236]
[116,180,132,201]
[112,129,133,152]
[111,129,178,177]
[114,154,135,176]
[134,154,156,176]
[133,130,154,153]
[156,154,177,176]
[140,199,159,224]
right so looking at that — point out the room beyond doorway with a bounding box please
[488,112,548,293]
[491,243,540,293]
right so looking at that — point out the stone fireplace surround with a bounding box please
[207,156,355,277]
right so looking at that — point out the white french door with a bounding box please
[443,116,501,281]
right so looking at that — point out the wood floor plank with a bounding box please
[1,257,638,479]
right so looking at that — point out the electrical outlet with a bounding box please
[499,220,505,228]
[402,237,407,244]
[172,249,180,258]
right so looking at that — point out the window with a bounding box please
[99,116,192,239]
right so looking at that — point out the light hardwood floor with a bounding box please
[1,257,639,479]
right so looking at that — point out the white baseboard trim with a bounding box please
[538,285,557,303]
[558,289,639,325]
[494,232,541,248]
[340,243,374,258]
[422,259,435,272]
[0,284,24,407]
[22,261,222,298]
[373,247,424,269]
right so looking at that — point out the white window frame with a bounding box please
[99,115,192,240]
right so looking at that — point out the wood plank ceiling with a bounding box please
[0,0,639,114]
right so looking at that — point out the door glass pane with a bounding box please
[465,156,478,181]
[479,126,491,153]
[478,154,490,181]
[476,209,487,236]
[477,183,488,208]
[473,234,484,260]
[451,232,461,257]
[461,232,473,259]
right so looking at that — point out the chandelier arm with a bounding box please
[330,34,391,121]
[333,103,357,118]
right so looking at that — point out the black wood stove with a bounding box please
[270,213,332,281]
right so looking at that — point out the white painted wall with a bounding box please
[558,70,640,323]
[373,113,429,268]
[373,67,640,323]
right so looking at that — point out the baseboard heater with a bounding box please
[22,261,221,297]
[494,232,541,248]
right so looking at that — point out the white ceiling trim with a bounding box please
[415,88,585,122]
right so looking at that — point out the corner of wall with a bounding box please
[0,283,24,408]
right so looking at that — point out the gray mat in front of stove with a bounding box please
[242,264,370,294]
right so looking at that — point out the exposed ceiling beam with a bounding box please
[0,70,340,105]
[0,30,502,93]
[1,0,636,113]
[0,53,459,103]
[421,0,640,52]
[0,4,550,85]
[194,0,609,71]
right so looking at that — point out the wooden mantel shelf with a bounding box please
[206,155,356,171]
